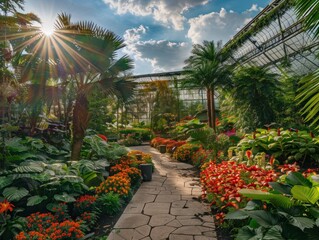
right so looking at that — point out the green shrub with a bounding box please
[95,192,122,216]
[119,128,154,141]
[173,143,201,163]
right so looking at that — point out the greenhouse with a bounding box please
[1,0,319,239]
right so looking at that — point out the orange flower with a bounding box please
[0,199,14,214]
[245,150,252,159]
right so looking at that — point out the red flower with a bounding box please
[97,134,108,141]
[277,128,280,136]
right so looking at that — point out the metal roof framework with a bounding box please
[222,0,319,75]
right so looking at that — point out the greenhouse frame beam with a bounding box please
[238,21,303,66]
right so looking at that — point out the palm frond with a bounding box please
[295,0,319,39]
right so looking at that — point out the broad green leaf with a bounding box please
[292,217,315,230]
[225,210,249,220]
[263,225,284,240]
[244,200,262,210]
[239,189,293,208]
[27,195,48,206]
[286,172,312,187]
[246,210,278,227]
[0,176,13,190]
[309,207,319,218]
[54,192,76,202]
[12,165,43,173]
[291,185,319,204]
[3,187,29,201]
[269,182,292,195]
[236,226,263,240]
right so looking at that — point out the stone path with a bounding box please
[107,146,217,240]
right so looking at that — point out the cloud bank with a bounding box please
[103,0,208,30]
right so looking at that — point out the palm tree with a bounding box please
[183,41,231,131]
[294,0,319,128]
[229,66,282,131]
[52,13,135,160]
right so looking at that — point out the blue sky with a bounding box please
[24,0,270,74]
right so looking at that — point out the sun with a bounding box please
[41,26,54,36]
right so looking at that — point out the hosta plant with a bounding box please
[226,171,319,239]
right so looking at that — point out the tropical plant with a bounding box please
[226,66,282,131]
[294,0,319,129]
[183,40,232,130]
[225,171,319,239]
[52,13,135,161]
[231,128,319,168]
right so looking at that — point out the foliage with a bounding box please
[295,0,319,39]
[297,70,319,129]
[95,192,122,216]
[118,135,142,146]
[82,135,128,163]
[226,171,319,239]
[119,128,153,141]
[226,66,282,131]
[0,159,94,211]
[231,128,319,168]
[0,199,25,239]
[2,136,69,166]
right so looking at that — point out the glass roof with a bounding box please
[223,0,319,76]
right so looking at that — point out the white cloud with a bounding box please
[123,26,191,73]
[248,4,258,12]
[187,7,260,44]
[103,0,208,30]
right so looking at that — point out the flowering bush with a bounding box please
[110,164,141,185]
[16,218,85,240]
[201,161,278,223]
[25,212,56,232]
[73,195,97,216]
[173,143,201,163]
[96,172,131,197]
[191,148,213,167]
[77,211,98,231]
[50,203,70,222]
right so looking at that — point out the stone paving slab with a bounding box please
[107,146,217,240]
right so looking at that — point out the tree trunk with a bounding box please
[211,88,216,132]
[206,88,213,128]
[70,93,90,161]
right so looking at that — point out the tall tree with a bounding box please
[295,0,319,128]
[183,41,231,131]
[53,13,135,160]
